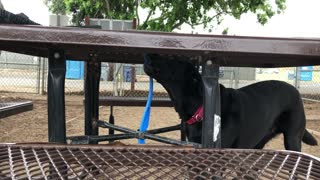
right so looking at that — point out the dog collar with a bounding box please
[186,106,204,125]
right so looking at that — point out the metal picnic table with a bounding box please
[1,25,320,146]
[1,24,320,179]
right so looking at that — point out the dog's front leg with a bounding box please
[220,117,238,148]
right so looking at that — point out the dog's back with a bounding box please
[221,80,317,150]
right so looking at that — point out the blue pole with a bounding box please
[138,76,153,144]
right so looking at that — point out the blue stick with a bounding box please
[138,76,153,144]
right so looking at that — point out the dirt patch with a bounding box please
[0,95,28,103]
[0,92,319,158]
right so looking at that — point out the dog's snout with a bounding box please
[144,63,153,75]
[143,54,164,77]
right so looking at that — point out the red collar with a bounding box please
[186,106,203,125]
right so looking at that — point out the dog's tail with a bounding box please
[302,129,318,146]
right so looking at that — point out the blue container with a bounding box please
[123,66,132,82]
[66,60,84,79]
[100,65,109,81]
[287,66,313,81]
[300,66,313,81]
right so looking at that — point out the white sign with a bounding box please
[213,114,221,142]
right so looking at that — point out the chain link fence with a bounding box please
[99,63,169,99]
[0,51,42,93]
[255,66,320,101]
[1,51,320,101]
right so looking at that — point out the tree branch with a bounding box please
[184,10,227,27]
[171,20,184,31]
[140,8,154,29]
[135,0,140,25]
[104,0,111,18]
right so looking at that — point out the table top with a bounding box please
[1,143,319,179]
[1,25,320,67]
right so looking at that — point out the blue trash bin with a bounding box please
[66,60,84,79]
[300,66,313,81]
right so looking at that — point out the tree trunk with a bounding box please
[0,0,4,10]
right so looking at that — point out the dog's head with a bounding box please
[144,54,204,143]
[144,54,197,84]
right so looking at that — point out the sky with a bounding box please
[2,0,320,38]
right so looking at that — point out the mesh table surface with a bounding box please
[0,143,319,179]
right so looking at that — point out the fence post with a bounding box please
[119,64,124,96]
[229,70,234,88]
[295,67,300,89]
[36,57,41,94]
[4,51,7,68]
[234,67,240,89]
[40,57,46,95]
[130,18,137,91]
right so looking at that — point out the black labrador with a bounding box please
[143,54,317,152]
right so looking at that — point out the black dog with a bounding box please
[144,54,317,151]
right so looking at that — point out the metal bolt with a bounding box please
[198,56,203,63]
[89,53,98,57]
[138,132,145,139]
[92,120,97,128]
[53,52,60,59]
[206,60,213,66]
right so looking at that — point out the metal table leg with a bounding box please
[84,54,101,144]
[201,58,221,148]
[47,49,67,178]
[47,49,66,143]
[109,105,115,143]
[181,121,186,141]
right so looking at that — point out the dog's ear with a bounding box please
[219,84,225,91]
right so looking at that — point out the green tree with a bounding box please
[44,0,67,15]
[45,0,286,31]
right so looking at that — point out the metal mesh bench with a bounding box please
[0,143,319,179]
[0,101,33,119]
